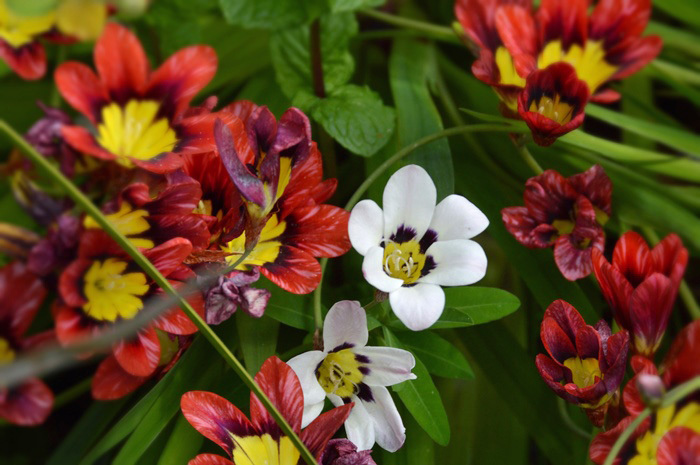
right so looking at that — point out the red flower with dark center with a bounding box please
[592,231,688,357]
[55,22,234,173]
[0,262,54,426]
[517,62,589,146]
[83,176,211,251]
[590,320,700,465]
[535,300,629,427]
[55,230,204,378]
[181,356,353,465]
[183,101,350,294]
[502,164,611,280]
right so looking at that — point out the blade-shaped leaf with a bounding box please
[398,330,474,380]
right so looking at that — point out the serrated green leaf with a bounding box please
[383,327,450,446]
[237,312,279,375]
[311,84,395,156]
[219,0,324,29]
[398,331,474,380]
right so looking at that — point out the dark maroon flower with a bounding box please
[322,439,377,465]
[536,300,629,427]
[518,62,589,146]
[592,231,688,356]
[204,269,271,323]
[502,165,611,280]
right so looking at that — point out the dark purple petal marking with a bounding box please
[420,255,436,278]
[419,229,438,253]
[356,383,374,402]
[330,342,355,353]
[390,225,417,243]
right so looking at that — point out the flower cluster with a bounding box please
[455,0,662,144]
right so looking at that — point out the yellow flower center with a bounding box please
[528,94,575,124]
[316,348,365,398]
[563,357,603,389]
[0,0,55,48]
[0,337,15,365]
[84,202,155,249]
[629,402,700,465]
[96,100,178,167]
[82,258,149,322]
[222,214,286,268]
[230,434,300,465]
[383,240,427,285]
[538,40,617,95]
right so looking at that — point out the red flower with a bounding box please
[183,102,351,295]
[0,262,53,426]
[55,23,232,173]
[535,300,629,426]
[181,356,353,465]
[56,230,204,378]
[590,321,700,465]
[592,231,688,357]
[517,62,589,146]
[83,176,211,251]
[502,164,611,280]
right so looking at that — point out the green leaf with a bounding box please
[329,0,385,12]
[258,278,314,330]
[6,0,57,16]
[389,38,454,199]
[652,0,700,28]
[269,12,357,99]
[397,331,474,380]
[237,313,279,375]
[219,0,324,29]
[156,415,204,465]
[310,84,395,156]
[383,327,450,446]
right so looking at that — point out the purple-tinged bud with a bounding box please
[28,214,81,277]
[11,173,69,227]
[204,269,270,324]
[322,439,377,465]
[637,373,665,408]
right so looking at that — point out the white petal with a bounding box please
[429,194,489,240]
[329,394,376,451]
[362,246,403,293]
[356,346,416,387]
[287,350,327,424]
[389,284,445,331]
[382,165,436,242]
[349,200,384,256]
[420,239,487,286]
[301,401,325,429]
[362,385,406,452]
[323,300,368,351]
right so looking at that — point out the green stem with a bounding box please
[603,376,700,465]
[0,120,319,465]
[313,257,328,333]
[514,143,544,175]
[359,9,460,44]
[556,398,592,440]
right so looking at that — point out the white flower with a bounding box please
[287,300,416,452]
[348,164,489,331]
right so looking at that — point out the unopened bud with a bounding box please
[637,374,665,408]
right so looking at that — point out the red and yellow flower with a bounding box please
[536,300,629,427]
[0,262,53,426]
[501,164,611,280]
[56,230,204,379]
[592,231,688,357]
[55,22,230,173]
[181,356,353,465]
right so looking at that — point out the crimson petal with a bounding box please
[92,355,148,400]
[0,378,53,426]
[250,356,304,437]
[113,326,161,377]
[301,403,354,459]
[94,23,149,103]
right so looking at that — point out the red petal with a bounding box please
[62,125,116,160]
[181,390,255,456]
[589,415,649,465]
[501,206,546,248]
[629,273,674,356]
[553,231,602,281]
[77,229,125,259]
[662,320,700,388]
[574,324,602,360]
[143,237,193,277]
[250,356,304,436]
[153,281,204,335]
[536,0,587,49]
[54,62,108,123]
[0,40,46,80]
[92,355,148,400]
[149,214,211,251]
[651,234,688,285]
[0,378,53,426]
[113,326,161,377]
[54,306,100,346]
[58,259,91,307]
[454,0,531,51]
[178,112,245,158]
[612,231,652,287]
[541,315,577,363]
[0,262,46,338]
[282,205,350,258]
[188,455,234,465]
[261,246,321,295]
[590,0,652,45]
[146,177,203,215]
[657,427,700,465]
[543,299,587,340]
[130,152,185,174]
[592,248,635,329]
[622,355,657,416]
[568,165,612,215]
[94,23,149,102]
[535,354,570,402]
[591,89,621,104]
[523,170,578,224]
[284,142,324,200]
[610,35,662,81]
[223,100,259,124]
[301,403,353,459]
[147,45,217,119]
[494,5,537,76]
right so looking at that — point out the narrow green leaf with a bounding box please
[237,313,279,375]
[398,331,474,380]
[383,327,450,446]
[329,0,385,13]
[258,278,314,331]
[156,415,205,465]
[218,0,324,29]
[389,38,454,199]
[652,0,700,28]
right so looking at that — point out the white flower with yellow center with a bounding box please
[348,165,489,331]
[288,300,416,452]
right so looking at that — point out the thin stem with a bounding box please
[313,257,328,333]
[310,18,326,99]
[54,377,92,408]
[602,376,700,465]
[344,123,528,211]
[0,120,319,465]
[359,9,460,44]
[556,398,592,440]
[514,143,544,175]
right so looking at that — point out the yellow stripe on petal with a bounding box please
[0,0,55,48]
[82,258,149,321]
[0,337,15,365]
[538,40,617,94]
[222,214,286,269]
[230,434,300,465]
[55,0,107,41]
[629,402,700,465]
[84,202,155,249]
[495,46,526,88]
